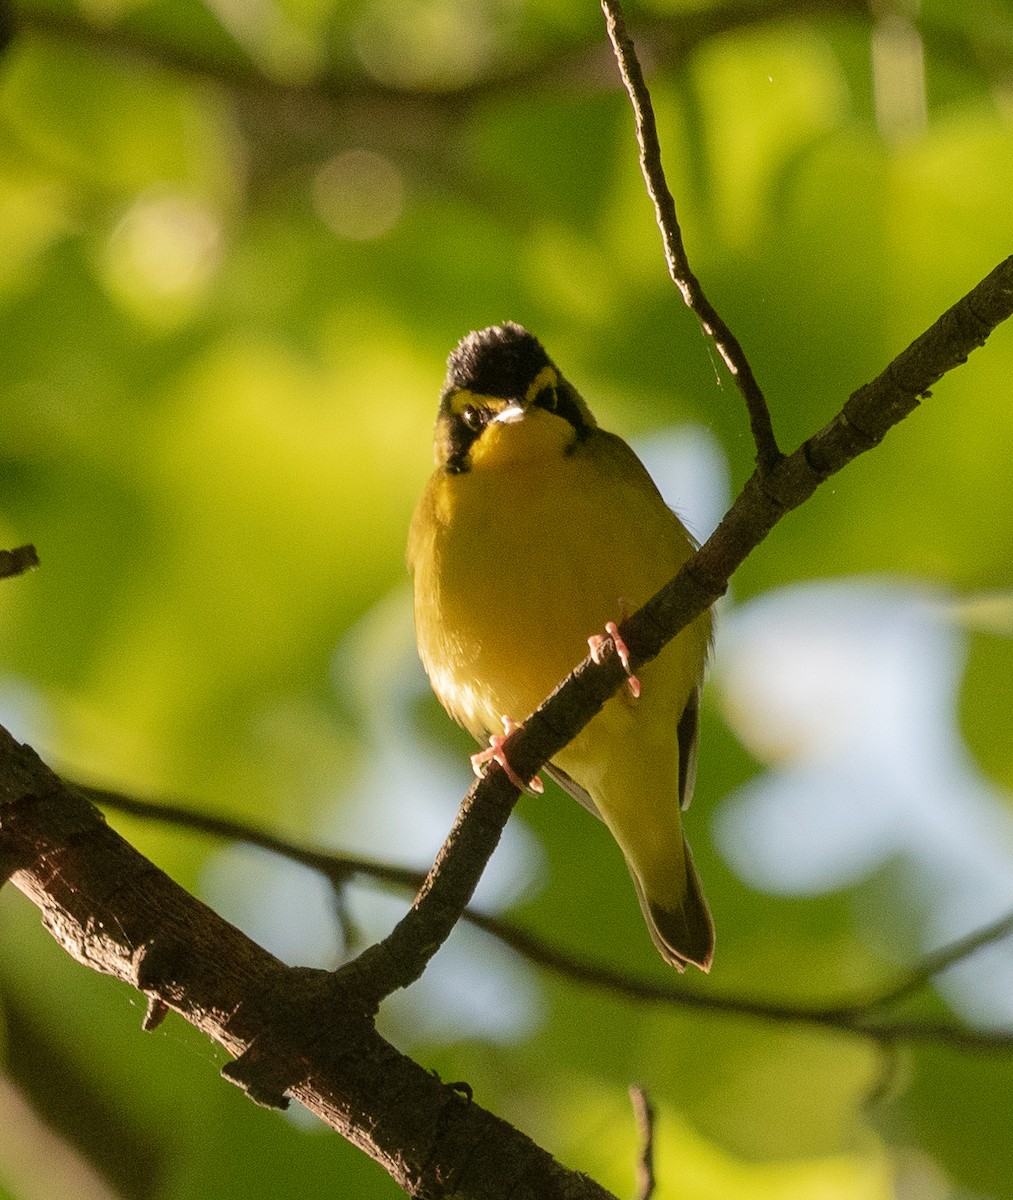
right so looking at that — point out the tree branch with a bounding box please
[629,1085,657,1200]
[76,783,423,895]
[601,0,781,472]
[84,786,1013,1053]
[854,908,1013,1019]
[15,1,868,110]
[0,726,616,1200]
[350,254,1013,1008]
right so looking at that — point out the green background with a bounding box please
[1,0,1012,1197]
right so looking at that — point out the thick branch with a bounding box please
[0,726,615,1200]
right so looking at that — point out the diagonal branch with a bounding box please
[854,908,1013,1019]
[0,726,617,1199]
[345,254,1013,1007]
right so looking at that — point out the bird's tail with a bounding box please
[630,838,714,972]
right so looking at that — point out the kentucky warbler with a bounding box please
[408,323,714,971]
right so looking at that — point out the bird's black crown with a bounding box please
[443,323,551,399]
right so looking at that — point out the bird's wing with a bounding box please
[677,685,701,811]
[544,763,602,821]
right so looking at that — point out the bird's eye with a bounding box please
[461,405,484,430]
[535,385,558,412]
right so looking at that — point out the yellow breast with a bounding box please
[408,408,709,752]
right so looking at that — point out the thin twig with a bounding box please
[629,1085,656,1200]
[600,0,782,472]
[856,908,1013,1017]
[76,784,421,893]
[88,787,1013,1052]
[861,1042,904,1112]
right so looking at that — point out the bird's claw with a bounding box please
[588,620,641,699]
[471,717,544,795]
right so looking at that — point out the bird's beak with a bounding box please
[493,402,525,425]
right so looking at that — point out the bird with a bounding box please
[408,322,714,971]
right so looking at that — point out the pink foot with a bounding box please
[588,620,641,699]
[471,717,544,795]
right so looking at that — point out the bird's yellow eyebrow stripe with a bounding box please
[445,388,497,415]
[445,366,559,416]
[525,365,558,403]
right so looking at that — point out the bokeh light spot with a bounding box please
[102,190,222,323]
[313,149,404,242]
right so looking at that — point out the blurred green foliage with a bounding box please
[1,1,1012,1198]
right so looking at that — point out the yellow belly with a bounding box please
[409,419,711,910]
